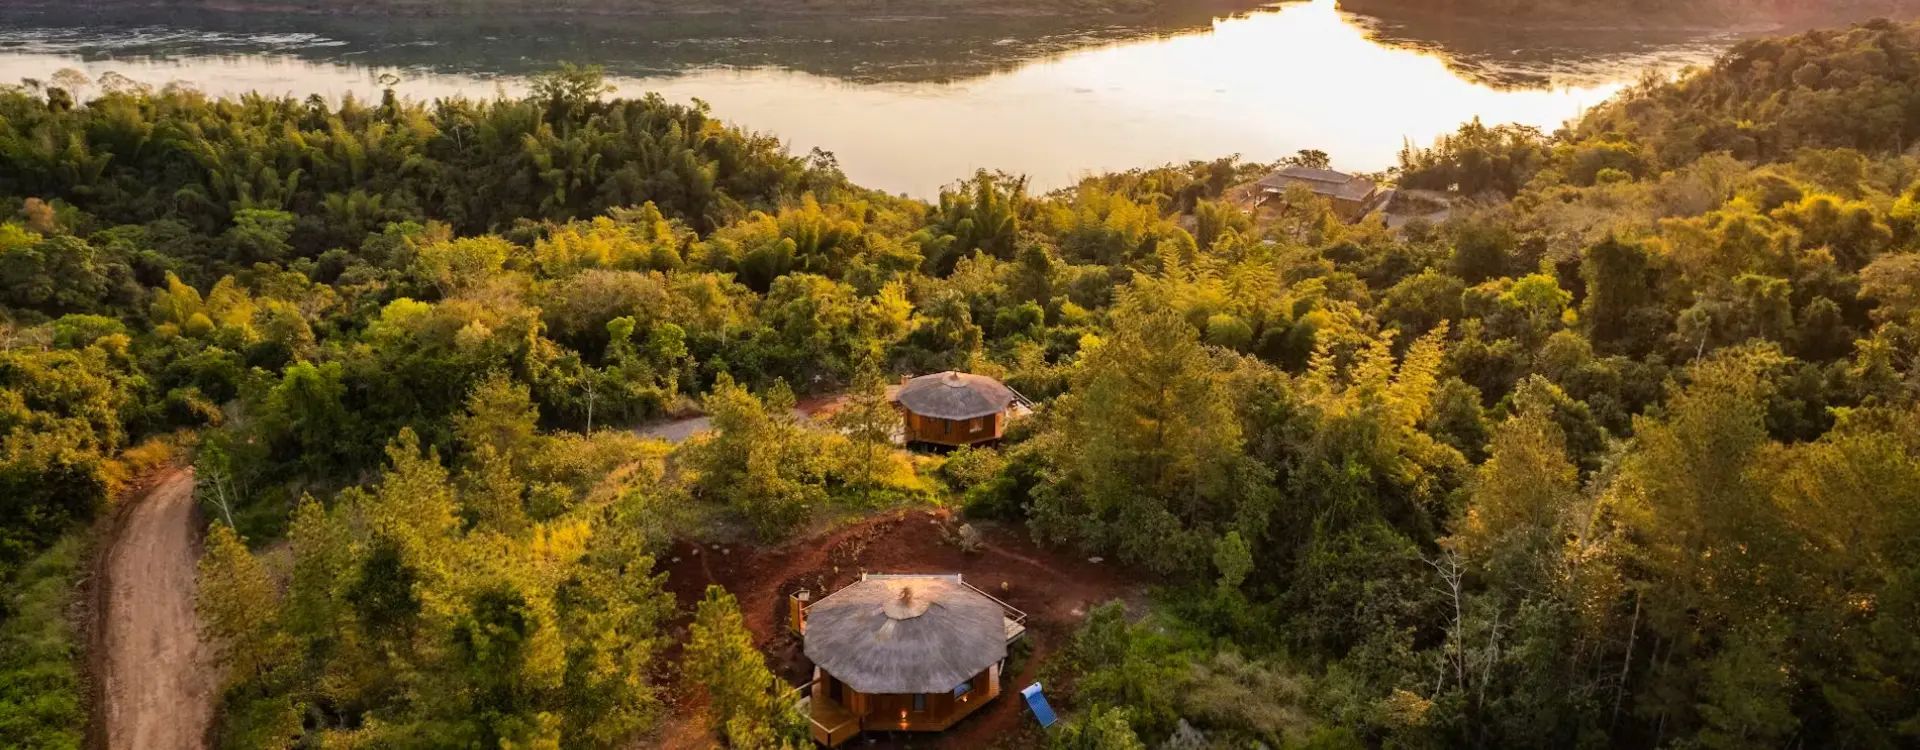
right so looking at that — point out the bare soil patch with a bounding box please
[656,508,1148,749]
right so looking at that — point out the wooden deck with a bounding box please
[806,692,861,748]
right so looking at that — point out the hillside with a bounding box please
[6,18,1920,750]
[1341,0,1920,28]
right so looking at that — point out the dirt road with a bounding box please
[100,468,217,750]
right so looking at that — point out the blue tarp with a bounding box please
[1022,682,1058,728]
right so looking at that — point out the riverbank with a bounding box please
[35,0,1271,20]
[1338,0,1920,31]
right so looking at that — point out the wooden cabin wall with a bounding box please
[900,410,1007,446]
[953,667,992,713]
[815,665,1000,737]
[868,691,959,726]
[866,670,992,728]
[847,685,868,717]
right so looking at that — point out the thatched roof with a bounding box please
[1256,166,1378,203]
[804,575,1008,694]
[893,371,1016,421]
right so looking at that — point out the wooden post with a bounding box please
[789,590,810,634]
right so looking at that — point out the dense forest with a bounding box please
[7,16,1920,750]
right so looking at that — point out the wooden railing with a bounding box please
[789,675,861,747]
[785,677,814,702]
[959,577,1028,628]
[801,579,857,614]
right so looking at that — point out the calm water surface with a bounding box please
[0,1,1738,197]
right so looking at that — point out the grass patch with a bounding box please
[0,534,88,750]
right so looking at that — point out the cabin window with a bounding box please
[969,417,984,433]
[912,694,927,713]
[953,680,972,698]
[828,677,844,705]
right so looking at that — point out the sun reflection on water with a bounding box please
[0,0,1678,197]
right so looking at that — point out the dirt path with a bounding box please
[631,390,880,444]
[100,468,217,750]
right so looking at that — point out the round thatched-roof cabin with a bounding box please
[891,371,1023,447]
[797,574,1023,746]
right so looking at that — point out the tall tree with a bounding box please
[688,377,827,539]
[684,585,805,748]
[196,523,289,687]
[1032,292,1264,574]
[829,361,899,496]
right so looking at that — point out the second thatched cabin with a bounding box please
[890,371,1029,447]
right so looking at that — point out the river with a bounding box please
[0,1,1757,197]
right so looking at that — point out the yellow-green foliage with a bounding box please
[199,411,678,748]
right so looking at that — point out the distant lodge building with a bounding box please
[890,371,1032,448]
[1254,166,1454,227]
[793,574,1028,747]
[1255,165,1387,221]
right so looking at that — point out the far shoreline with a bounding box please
[1337,0,1920,35]
[9,0,1275,22]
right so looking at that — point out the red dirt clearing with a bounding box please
[656,509,1147,749]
